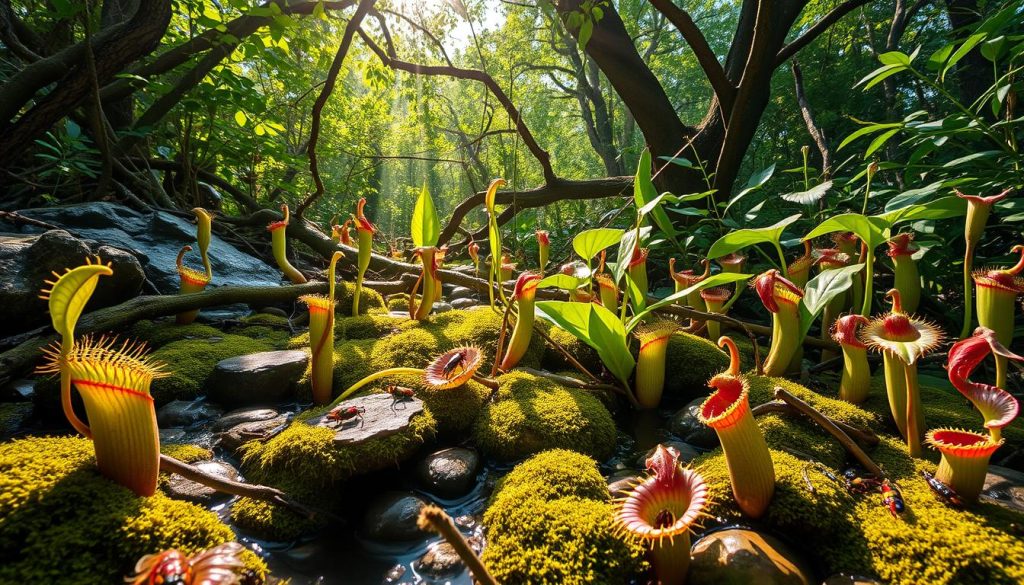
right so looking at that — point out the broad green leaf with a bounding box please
[838,122,901,150]
[981,35,1007,61]
[411,184,440,247]
[804,213,889,248]
[623,272,647,315]
[927,43,955,71]
[573,228,625,261]
[234,110,247,126]
[864,127,901,157]
[536,274,585,291]
[723,163,775,216]
[659,156,695,169]
[798,264,864,338]
[878,196,967,224]
[611,226,651,285]
[634,149,679,241]
[878,51,912,66]
[707,214,801,260]
[943,32,988,82]
[855,64,902,88]
[863,65,907,90]
[536,301,635,385]
[781,181,832,205]
[627,272,753,330]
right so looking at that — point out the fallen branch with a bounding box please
[752,400,879,448]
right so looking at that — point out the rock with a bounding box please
[0,402,33,437]
[383,564,406,583]
[0,230,145,332]
[433,302,453,314]
[362,492,430,541]
[669,396,718,449]
[212,406,281,431]
[822,575,885,585]
[689,528,815,585]
[13,202,281,293]
[417,542,464,577]
[159,427,189,444]
[636,441,702,468]
[1,378,34,401]
[166,460,240,504]
[205,350,309,407]
[982,465,1024,513]
[417,447,480,499]
[312,394,425,447]
[607,473,638,499]
[450,298,479,310]
[157,399,223,428]
[216,415,289,453]
[449,286,476,300]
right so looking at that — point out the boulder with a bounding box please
[362,491,430,541]
[450,298,479,310]
[689,528,815,585]
[0,230,144,332]
[11,202,281,293]
[212,407,282,431]
[449,286,476,300]
[205,350,308,407]
[417,542,464,577]
[982,465,1024,514]
[416,447,480,499]
[311,393,426,447]
[669,395,718,449]
[156,399,223,428]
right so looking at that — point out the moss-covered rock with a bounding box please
[482,449,646,584]
[338,313,404,340]
[663,331,730,400]
[159,443,213,463]
[128,319,223,348]
[148,334,276,404]
[473,371,616,462]
[233,406,437,540]
[225,313,292,348]
[334,281,386,315]
[0,436,265,584]
[386,293,410,312]
[542,326,602,373]
[695,373,1024,585]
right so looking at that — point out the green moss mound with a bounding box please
[386,293,410,312]
[473,371,616,462]
[128,319,222,348]
[663,331,729,399]
[542,326,602,373]
[159,443,212,463]
[338,313,404,340]
[233,407,436,540]
[225,313,292,348]
[482,450,646,584]
[335,281,386,315]
[695,373,1024,585]
[0,436,265,584]
[149,334,275,404]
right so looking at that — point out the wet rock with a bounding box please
[449,286,476,300]
[363,492,430,541]
[311,394,425,447]
[212,406,281,431]
[1,379,34,402]
[216,415,288,453]
[689,528,814,585]
[822,575,885,585]
[417,447,480,499]
[669,396,718,449]
[15,202,281,293]
[982,465,1024,513]
[636,441,702,468]
[166,460,240,504]
[383,564,406,583]
[159,427,189,444]
[450,298,479,310]
[417,542,464,577]
[433,302,453,314]
[157,399,223,428]
[0,230,144,333]
[0,402,33,437]
[205,350,309,407]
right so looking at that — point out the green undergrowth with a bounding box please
[148,334,276,404]
[482,449,646,584]
[0,436,265,584]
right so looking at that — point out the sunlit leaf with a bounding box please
[798,264,864,338]
[234,110,247,126]
[723,164,775,216]
[411,184,440,247]
[635,149,679,240]
[573,228,624,261]
[536,301,635,385]
[537,274,585,291]
[627,272,752,330]
[782,181,832,205]
[707,214,801,260]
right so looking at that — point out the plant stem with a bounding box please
[331,367,423,406]
[860,249,875,316]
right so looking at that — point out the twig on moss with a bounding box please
[752,400,879,448]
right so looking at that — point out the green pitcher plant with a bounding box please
[956,189,1010,339]
[300,251,344,405]
[499,272,541,371]
[352,197,376,316]
[972,244,1024,389]
[267,204,306,285]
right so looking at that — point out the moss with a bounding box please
[127,319,222,348]
[473,371,616,462]
[148,334,275,405]
[386,293,410,312]
[542,326,602,373]
[663,331,730,400]
[233,407,437,540]
[694,374,1024,585]
[337,313,404,340]
[159,443,212,463]
[0,402,32,437]
[334,281,385,315]
[0,436,265,584]
[415,379,490,436]
[482,450,646,584]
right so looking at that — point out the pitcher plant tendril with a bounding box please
[972,244,1024,388]
[887,233,921,314]
[860,289,943,457]
[633,320,680,408]
[753,270,804,377]
[832,314,871,404]
[946,327,1022,442]
[699,336,775,518]
[352,197,376,316]
[39,257,167,496]
[615,444,709,585]
[174,245,211,325]
[300,251,344,405]
[956,188,1010,339]
[266,204,306,284]
[330,346,497,406]
[699,287,731,340]
[536,229,549,275]
[499,272,541,371]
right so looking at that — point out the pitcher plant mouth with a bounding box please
[616,444,708,585]
[753,270,804,377]
[300,251,344,405]
[499,272,541,371]
[832,314,871,403]
[887,232,921,313]
[956,189,1011,339]
[267,204,307,284]
[716,252,746,273]
[671,258,710,328]
[698,336,775,518]
[700,286,732,340]
[926,428,1004,504]
[536,230,550,274]
[595,272,619,311]
[633,320,680,409]
[946,327,1021,441]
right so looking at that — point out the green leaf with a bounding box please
[611,226,650,285]
[878,51,912,66]
[573,228,624,261]
[634,149,679,240]
[536,301,635,386]
[234,110,247,127]
[781,181,832,205]
[863,65,907,90]
[536,274,585,291]
[981,35,1007,62]
[804,213,889,248]
[707,214,801,260]
[942,32,988,82]
[927,43,955,71]
[627,272,753,330]
[878,196,967,224]
[855,64,902,89]
[838,122,901,150]
[798,264,864,338]
[723,164,775,216]
[864,127,901,157]
[578,18,593,48]
[411,184,440,247]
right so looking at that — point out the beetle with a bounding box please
[843,468,882,495]
[325,405,365,427]
[442,349,468,379]
[384,385,415,409]
[128,542,246,585]
[880,480,905,518]
[921,470,964,507]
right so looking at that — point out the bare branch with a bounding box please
[791,61,833,179]
[775,0,874,65]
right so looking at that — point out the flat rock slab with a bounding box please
[166,460,240,504]
[212,407,281,431]
[206,350,308,407]
[312,394,425,446]
[215,415,289,453]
